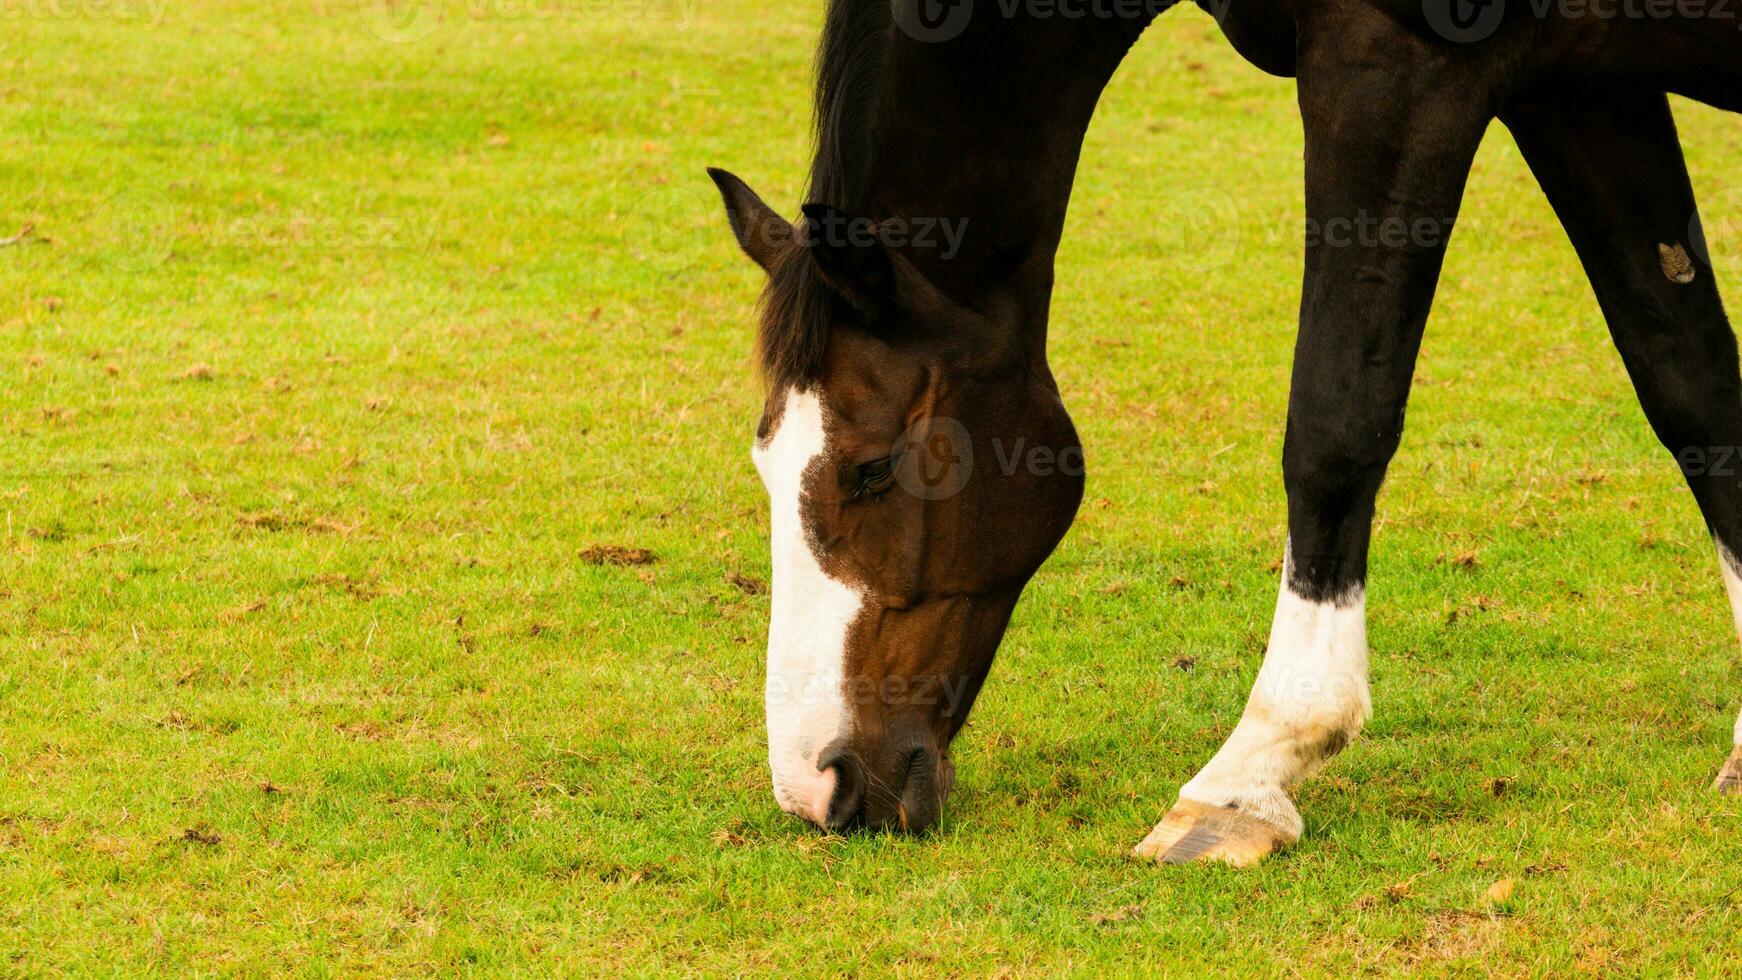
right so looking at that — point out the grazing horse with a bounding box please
[708,0,1742,863]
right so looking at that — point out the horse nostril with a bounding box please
[817,746,865,831]
[889,745,944,834]
[898,746,929,793]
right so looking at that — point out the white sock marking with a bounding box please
[1178,553,1370,838]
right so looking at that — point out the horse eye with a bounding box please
[854,456,899,497]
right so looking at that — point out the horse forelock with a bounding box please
[756,0,891,392]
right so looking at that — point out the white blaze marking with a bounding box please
[753,387,864,825]
[1717,542,1742,747]
[1178,552,1370,839]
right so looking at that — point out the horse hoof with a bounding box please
[1132,798,1292,867]
[1716,748,1742,795]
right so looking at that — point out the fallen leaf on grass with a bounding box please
[1483,877,1515,905]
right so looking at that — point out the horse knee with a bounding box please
[1635,373,1742,460]
[1281,420,1402,508]
[1613,317,1742,457]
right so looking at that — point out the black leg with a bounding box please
[1281,46,1495,604]
[1504,93,1742,792]
[1135,9,1503,864]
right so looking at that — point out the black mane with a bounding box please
[757,0,888,391]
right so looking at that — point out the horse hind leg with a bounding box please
[1505,93,1742,794]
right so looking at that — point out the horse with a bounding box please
[707,0,1742,864]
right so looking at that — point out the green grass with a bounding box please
[3,1,1742,973]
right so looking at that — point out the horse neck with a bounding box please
[849,15,1154,331]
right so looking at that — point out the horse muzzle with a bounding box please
[810,726,956,834]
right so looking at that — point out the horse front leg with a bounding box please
[1136,9,1504,865]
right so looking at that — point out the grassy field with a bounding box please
[3,0,1742,973]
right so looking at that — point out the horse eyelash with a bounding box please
[852,456,899,498]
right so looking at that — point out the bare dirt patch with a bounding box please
[580,545,656,566]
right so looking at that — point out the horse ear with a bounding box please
[708,168,791,273]
[800,203,950,320]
